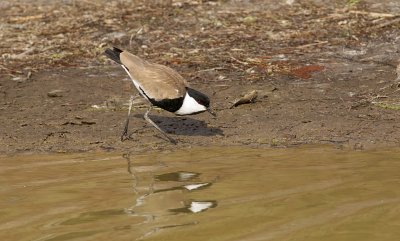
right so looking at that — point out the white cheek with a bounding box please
[175,93,207,115]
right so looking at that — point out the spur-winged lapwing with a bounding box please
[104,47,215,144]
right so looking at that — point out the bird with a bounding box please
[104,47,215,144]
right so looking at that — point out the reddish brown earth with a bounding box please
[1,0,400,153]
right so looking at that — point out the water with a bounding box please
[1,146,400,241]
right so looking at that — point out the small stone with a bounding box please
[81,120,96,125]
[230,90,258,109]
[47,90,66,97]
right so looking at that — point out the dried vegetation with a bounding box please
[1,0,400,82]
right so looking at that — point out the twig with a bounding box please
[229,56,248,65]
[197,67,226,72]
[319,11,398,22]
[129,27,143,47]
[230,64,245,71]
[292,41,329,49]
[370,95,389,101]
[26,71,32,81]
[10,48,35,60]
[349,10,398,18]
[9,14,44,23]
[0,64,12,71]
[370,17,400,29]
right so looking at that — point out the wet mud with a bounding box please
[1,0,400,153]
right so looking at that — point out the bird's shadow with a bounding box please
[133,114,223,137]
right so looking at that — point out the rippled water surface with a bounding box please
[1,146,400,241]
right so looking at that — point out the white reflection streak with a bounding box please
[189,201,214,213]
[179,172,197,181]
[184,183,209,191]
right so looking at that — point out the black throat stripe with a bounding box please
[140,87,184,113]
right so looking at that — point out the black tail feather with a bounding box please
[104,47,123,64]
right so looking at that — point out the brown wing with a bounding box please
[120,51,188,100]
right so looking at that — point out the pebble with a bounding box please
[47,90,65,97]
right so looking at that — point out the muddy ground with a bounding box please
[1,0,400,154]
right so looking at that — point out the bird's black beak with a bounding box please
[207,108,217,117]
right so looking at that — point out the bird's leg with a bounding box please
[121,95,135,141]
[144,106,177,144]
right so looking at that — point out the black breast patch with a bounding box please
[140,87,184,112]
[150,97,184,112]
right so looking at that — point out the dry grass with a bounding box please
[1,0,399,80]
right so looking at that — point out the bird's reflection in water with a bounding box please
[122,152,217,239]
